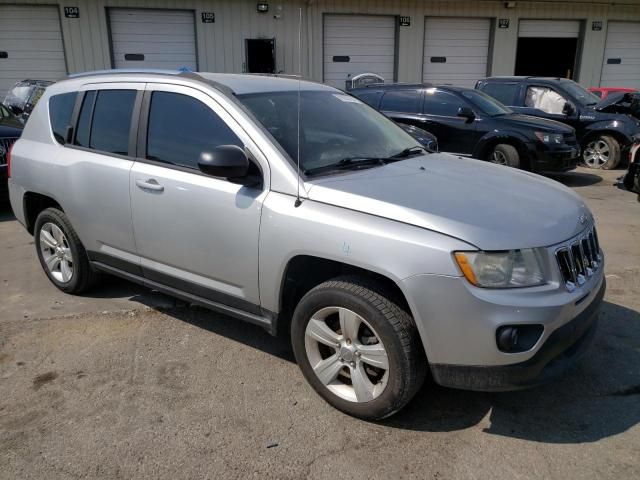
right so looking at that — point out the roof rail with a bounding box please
[66,68,187,79]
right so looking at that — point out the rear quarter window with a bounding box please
[380,90,422,113]
[479,82,519,106]
[49,92,77,145]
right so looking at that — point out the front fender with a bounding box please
[258,192,474,314]
[581,120,636,146]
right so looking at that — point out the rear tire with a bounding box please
[582,135,620,170]
[291,276,426,420]
[489,144,520,168]
[34,208,100,294]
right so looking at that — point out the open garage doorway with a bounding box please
[245,38,276,74]
[515,20,581,79]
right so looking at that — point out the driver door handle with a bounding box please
[136,178,164,192]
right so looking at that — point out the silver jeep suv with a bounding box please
[8,71,605,420]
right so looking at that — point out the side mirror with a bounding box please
[8,105,23,115]
[457,106,475,121]
[198,145,249,179]
[562,102,575,116]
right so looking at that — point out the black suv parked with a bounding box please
[351,84,579,172]
[476,77,640,170]
[0,104,22,201]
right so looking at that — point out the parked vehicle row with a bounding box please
[8,70,605,420]
[351,84,580,173]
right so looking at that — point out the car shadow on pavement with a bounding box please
[109,281,640,444]
[547,171,603,187]
[384,300,640,444]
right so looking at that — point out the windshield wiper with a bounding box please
[304,157,388,176]
[389,145,429,159]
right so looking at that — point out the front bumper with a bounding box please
[527,142,580,173]
[429,278,605,391]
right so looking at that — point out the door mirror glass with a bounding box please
[198,145,250,179]
[562,101,575,116]
[457,106,475,120]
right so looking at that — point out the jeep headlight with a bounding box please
[534,132,564,144]
[454,250,546,288]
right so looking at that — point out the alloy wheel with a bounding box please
[39,222,74,283]
[491,150,508,165]
[583,139,610,168]
[304,306,389,403]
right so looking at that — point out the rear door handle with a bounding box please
[135,178,164,192]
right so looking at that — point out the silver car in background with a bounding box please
[8,71,605,420]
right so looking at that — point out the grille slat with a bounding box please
[555,226,601,291]
[0,137,19,166]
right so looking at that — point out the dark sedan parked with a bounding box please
[350,84,580,172]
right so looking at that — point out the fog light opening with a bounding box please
[496,324,544,353]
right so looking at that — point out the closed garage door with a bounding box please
[600,22,640,89]
[323,15,396,89]
[109,9,197,70]
[0,5,66,97]
[422,17,490,88]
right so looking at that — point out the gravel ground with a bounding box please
[1,167,639,479]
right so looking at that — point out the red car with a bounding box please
[588,87,638,99]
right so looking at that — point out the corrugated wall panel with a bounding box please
[1,0,640,88]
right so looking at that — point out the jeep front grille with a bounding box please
[555,226,601,291]
[0,137,19,166]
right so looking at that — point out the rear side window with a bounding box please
[352,91,383,109]
[146,91,242,169]
[480,82,519,106]
[49,92,76,144]
[74,89,136,155]
[380,90,422,113]
[423,90,466,116]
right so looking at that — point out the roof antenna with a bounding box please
[294,7,303,208]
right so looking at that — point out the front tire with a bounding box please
[291,277,426,420]
[34,207,99,294]
[582,135,620,170]
[489,144,520,168]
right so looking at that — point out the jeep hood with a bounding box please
[595,92,640,119]
[306,155,591,250]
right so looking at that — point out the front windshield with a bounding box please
[561,80,600,106]
[238,90,421,174]
[460,90,512,116]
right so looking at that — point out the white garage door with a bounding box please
[323,15,396,89]
[109,9,197,70]
[422,17,490,87]
[0,5,66,97]
[600,22,640,89]
[518,20,581,38]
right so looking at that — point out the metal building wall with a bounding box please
[1,0,640,87]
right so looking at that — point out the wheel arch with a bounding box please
[581,129,631,150]
[276,255,412,337]
[473,132,532,170]
[23,192,64,235]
